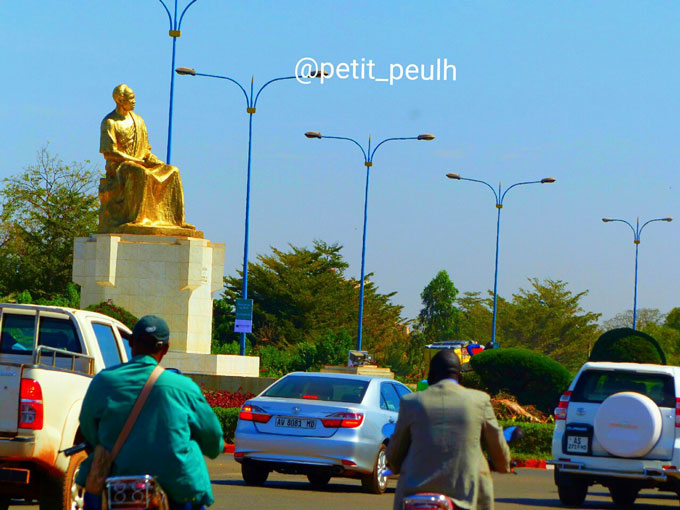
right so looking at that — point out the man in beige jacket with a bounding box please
[386,350,511,510]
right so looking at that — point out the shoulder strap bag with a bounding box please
[85,364,165,494]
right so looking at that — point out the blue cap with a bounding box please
[132,315,170,344]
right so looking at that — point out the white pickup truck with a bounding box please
[0,303,132,510]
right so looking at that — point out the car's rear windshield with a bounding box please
[572,369,676,408]
[263,375,369,404]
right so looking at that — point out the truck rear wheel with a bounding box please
[555,469,587,507]
[0,496,10,510]
[609,484,639,509]
[40,451,86,510]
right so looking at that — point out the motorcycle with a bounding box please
[62,443,169,510]
[387,426,525,510]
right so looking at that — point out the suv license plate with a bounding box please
[275,417,317,429]
[566,435,589,453]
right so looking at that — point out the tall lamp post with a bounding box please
[602,216,672,329]
[446,173,555,348]
[176,67,322,355]
[157,0,200,164]
[305,131,435,351]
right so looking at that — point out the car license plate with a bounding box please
[566,435,589,453]
[275,416,317,429]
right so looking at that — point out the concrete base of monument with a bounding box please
[73,233,224,354]
[320,365,395,379]
[162,351,260,377]
[103,223,204,238]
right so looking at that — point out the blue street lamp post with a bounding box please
[446,173,556,348]
[157,0,200,165]
[176,67,322,355]
[305,131,436,351]
[602,216,673,330]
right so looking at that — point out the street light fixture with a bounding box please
[177,66,323,355]
[157,0,201,164]
[446,173,556,348]
[306,131,435,351]
[602,216,673,329]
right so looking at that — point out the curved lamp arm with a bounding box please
[602,218,637,239]
[178,0,199,28]
[189,71,250,109]
[500,180,544,204]
[369,137,418,161]
[253,76,298,107]
[639,217,673,239]
[157,0,173,28]
[456,177,500,203]
[317,135,368,162]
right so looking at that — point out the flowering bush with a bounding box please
[202,387,254,409]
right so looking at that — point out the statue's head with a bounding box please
[113,84,136,112]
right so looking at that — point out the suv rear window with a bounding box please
[572,369,675,408]
[0,314,35,354]
[263,375,369,404]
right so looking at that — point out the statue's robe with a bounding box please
[99,110,186,231]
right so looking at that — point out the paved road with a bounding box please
[9,456,680,509]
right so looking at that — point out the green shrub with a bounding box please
[461,370,488,392]
[85,300,138,330]
[589,327,666,364]
[499,420,554,459]
[213,407,240,444]
[470,348,572,415]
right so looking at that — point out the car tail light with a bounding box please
[675,398,680,428]
[302,395,318,400]
[321,412,364,428]
[554,391,572,421]
[239,404,271,424]
[19,378,43,430]
[341,459,356,466]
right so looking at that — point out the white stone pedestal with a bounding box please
[73,233,223,354]
[72,234,260,377]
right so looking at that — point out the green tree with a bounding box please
[215,241,406,359]
[456,290,511,345]
[603,308,664,331]
[664,307,680,331]
[417,270,460,343]
[500,278,601,371]
[0,146,98,300]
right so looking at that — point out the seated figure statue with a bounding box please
[98,84,200,237]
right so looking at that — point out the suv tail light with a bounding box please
[19,378,43,430]
[675,398,680,428]
[321,412,364,428]
[554,391,572,421]
[239,404,271,424]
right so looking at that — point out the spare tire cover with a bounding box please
[594,392,662,458]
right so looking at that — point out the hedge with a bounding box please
[589,327,666,364]
[213,407,240,444]
[470,348,572,415]
[498,420,553,460]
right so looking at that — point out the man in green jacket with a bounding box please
[386,350,510,510]
[77,315,224,509]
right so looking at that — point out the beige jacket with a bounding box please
[386,380,510,510]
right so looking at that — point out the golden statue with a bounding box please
[98,84,201,237]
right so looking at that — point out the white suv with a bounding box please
[550,361,680,508]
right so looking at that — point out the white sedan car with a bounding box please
[234,372,411,493]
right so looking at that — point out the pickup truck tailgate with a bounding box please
[0,363,21,434]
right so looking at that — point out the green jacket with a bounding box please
[386,380,510,510]
[77,355,224,506]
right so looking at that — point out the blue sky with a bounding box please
[1,2,679,325]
